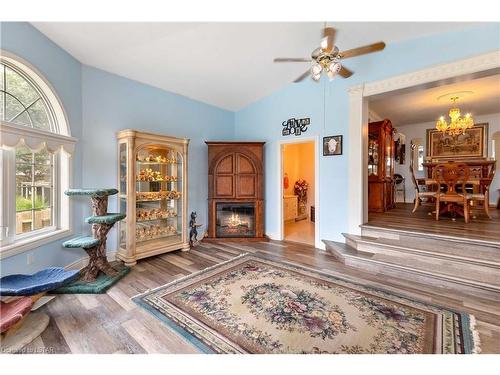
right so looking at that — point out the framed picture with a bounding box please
[323,135,343,156]
[426,123,488,160]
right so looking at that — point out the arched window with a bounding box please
[0,52,75,256]
[1,61,53,131]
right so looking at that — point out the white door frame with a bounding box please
[347,50,500,234]
[277,135,321,249]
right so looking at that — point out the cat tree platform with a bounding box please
[63,188,127,283]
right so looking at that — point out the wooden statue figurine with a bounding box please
[189,211,202,248]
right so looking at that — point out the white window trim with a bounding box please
[0,126,76,258]
[1,51,71,136]
[0,50,76,259]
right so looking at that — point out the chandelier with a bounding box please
[436,97,474,136]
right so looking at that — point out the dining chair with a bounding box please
[467,166,495,219]
[409,144,438,213]
[432,162,472,223]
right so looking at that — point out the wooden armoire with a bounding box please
[206,141,266,240]
[368,119,396,213]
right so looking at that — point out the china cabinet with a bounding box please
[368,119,395,213]
[116,130,189,266]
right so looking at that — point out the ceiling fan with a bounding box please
[274,26,386,82]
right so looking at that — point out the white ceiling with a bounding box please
[32,22,483,111]
[369,74,500,126]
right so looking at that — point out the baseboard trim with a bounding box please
[265,232,281,241]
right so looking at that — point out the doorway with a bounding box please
[346,51,500,241]
[281,140,316,246]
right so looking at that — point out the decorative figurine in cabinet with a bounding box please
[116,130,189,266]
[368,119,395,213]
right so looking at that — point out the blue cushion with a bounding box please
[65,188,118,197]
[63,236,100,249]
[85,213,126,225]
[0,268,80,296]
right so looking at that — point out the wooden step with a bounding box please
[361,225,500,251]
[322,239,500,294]
[343,233,500,268]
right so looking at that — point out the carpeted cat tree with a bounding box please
[62,188,127,283]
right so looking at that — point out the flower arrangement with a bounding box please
[294,179,309,204]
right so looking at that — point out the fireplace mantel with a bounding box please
[206,141,266,240]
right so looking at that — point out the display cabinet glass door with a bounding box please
[119,142,127,248]
[135,145,183,247]
[368,134,379,176]
[385,133,393,178]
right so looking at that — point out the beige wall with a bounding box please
[283,142,315,220]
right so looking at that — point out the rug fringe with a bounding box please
[131,252,250,299]
[469,314,482,354]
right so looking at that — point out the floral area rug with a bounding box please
[133,254,479,354]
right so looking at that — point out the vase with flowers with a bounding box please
[294,179,309,218]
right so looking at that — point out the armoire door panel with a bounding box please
[215,175,234,197]
[217,154,234,174]
[237,153,256,174]
[237,175,256,197]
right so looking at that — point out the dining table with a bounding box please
[420,159,496,219]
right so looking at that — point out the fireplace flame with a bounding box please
[228,213,245,227]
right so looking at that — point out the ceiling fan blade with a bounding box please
[274,58,312,63]
[293,70,311,83]
[340,42,386,59]
[320,27,336,53]
[339,65,353,78]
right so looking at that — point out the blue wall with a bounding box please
[81,65,235,251]
[1,22,499,275]
[1,22,233,275]
[1,22,86,274]
[234,23,500,243]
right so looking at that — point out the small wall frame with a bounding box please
[323,135,343,156]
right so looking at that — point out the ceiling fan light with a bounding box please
[327,70,335,81]
[311,63,322,75]
[311,73,321,82]
[328,61,341,74]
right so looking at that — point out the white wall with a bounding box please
[392,112,500,205]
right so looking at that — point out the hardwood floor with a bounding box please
[9,240,500,354]
[368,203,500,243]
[284,219,315,245]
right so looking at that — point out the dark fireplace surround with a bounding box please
[206,141,265,240]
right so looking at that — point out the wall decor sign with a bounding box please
[426,123,488,160]
[282,117,310,136]
[323,135,343,156]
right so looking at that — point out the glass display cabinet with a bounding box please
[116,130,189,266]
[368,119,395,213]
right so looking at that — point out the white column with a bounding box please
[347,84,367,235]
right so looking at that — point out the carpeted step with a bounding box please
[52,263,130,294]
[85,213,126,225]
[0,268,80,296]
[65,188,118,197]
[63,236,100,249]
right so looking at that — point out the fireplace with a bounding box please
[216,203,256,238]
[206,141,265,240]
